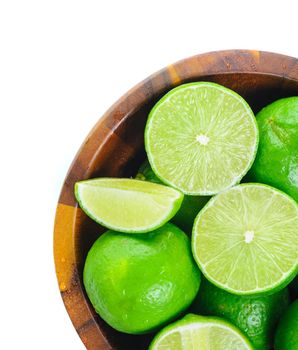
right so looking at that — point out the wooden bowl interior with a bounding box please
[72,72,298,349]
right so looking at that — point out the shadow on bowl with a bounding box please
[54,50,298,350]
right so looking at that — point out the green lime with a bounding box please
[83,223,200,334]
[136,160,210,233]
[173,194,210,234]
[145,82,258,195]
[192,277,290,349]
[275,300,298,350]
[75,178,183,233]
[289,276,298,300]
[192,183,298,295]
[249,97,298,202]
[136,160,163,184]
[149,313,253,350]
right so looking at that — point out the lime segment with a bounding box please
[192,184,298,295]
[145,82,258,195]
[149,314,253,350]
[75,178,183,233]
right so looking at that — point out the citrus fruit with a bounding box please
[289,276,298,300]
[136,160,210,233]
[149,313,253,350]
[83,223,200,334]
[192,183,298,295]
[173,194,210,234]
[136,160,163,184]
[275,300,298,350]
[145,82,258,195]
[192,277,290,349]
[75,178,183,233]
[249,97,298,202]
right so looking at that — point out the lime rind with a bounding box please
[192,183,298,295]
[75,178,184,233]
[249,96,298,202]
[274,300,298,349]
[145,82,259,195]
[149,314,253,350]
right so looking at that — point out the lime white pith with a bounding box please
[145,82,258,195]
[75,178,183,233]
[149,314,253,350]
[192,184,298,295]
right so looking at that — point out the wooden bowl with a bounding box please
[54,50,298,349]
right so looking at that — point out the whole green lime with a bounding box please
[249,97,298,202]
[192,277,289,349]
[83,223,201,334]
[136,160,209,233]
[275,300,298,350]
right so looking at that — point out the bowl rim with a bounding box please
[53,49,298,349]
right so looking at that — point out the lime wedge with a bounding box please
[145,82,258,195]
[149,314,253,350]
[192,184,298,295]
[75,178,183,233]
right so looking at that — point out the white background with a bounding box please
[0,1,297,349]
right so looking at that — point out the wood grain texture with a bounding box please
[53,50,298,349]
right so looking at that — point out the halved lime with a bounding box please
[192,184,298,295]
[145,82,258,195]
[75,178,183,233]
[149,314,253,350]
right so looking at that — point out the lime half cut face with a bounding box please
[192,184,298,295]
[149,314,253,350]
[145,82,258,195]
[75,178,183,233]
